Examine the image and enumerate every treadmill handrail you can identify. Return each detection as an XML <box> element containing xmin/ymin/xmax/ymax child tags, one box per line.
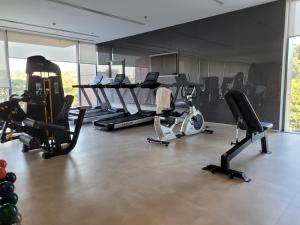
<box><xmin>119</xmin><ymin>83</ymin><xmax>140</xmax><ymax>89</ymax></box>
<box><xmin>72</xmin><ymin>84</ymin><xmax>98</xmax><ymax>88</ymax></box>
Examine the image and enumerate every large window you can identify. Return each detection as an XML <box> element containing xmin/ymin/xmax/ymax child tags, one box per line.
<box><xmin>9</xmin><ymin>58</ymin><xmax>27</xmax><ymax>96</ymax></box>
<box><xmin>0</xmin><ymin>31</ymin><xmax>98</xmax><ymax>107</ymax></box>
<box><xmin>55</xmin><ymin>62</ymin><xmax>79</xmax><ymax>106</ymax></box>
<box><xmin>7</xmin><ymin>32</ymin><xmax>77</xmax><ymax>62</ymax></box>
<box><xmin>97</xmin><ymin>64</ymin><xmax>110</xmax><ymax>80</ymax></box>
<box><xmin>286</xmin><ymin>37</ymin><xmax>300</xmax><ymax>131</ymax></box>
<box><xmin>285</xmin><ymin>0</ymin><xmax>300</xmax><ymax>132</ymax></box>
<box><xmin>79</xmin><ymin>64</ymin><xmax>97</xmax><ymax>106</ymax></box>
<box><xmin>7</xmin><ymin>31</ymin><xmax>79</xmax><ymax>105</ymax></box>
<box><xmin>0</xmin><ymin>31</ymin><xmax>9</xmax><ymax>102</ymax></box>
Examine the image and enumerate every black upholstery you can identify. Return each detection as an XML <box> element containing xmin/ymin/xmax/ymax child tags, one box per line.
<box><xmin>225</xmin><ymin>90</ymin><xmax>265</xmax><ymax>133</ymax></box>
<box><xmin>0</xmin><ymin>100</ymin><xmax>27</xmax><ymax>121</ymax></box>
<box><xmin>204</xmin><ymin>90</ymin><xmax>273</xmax><ymax>182</ymax></box>
<box><xmin>26</xmin><ymin>55</ymin><xmax>61</xmax><ymax>76</ymax></box>
<box><xmin>56</xmin><ymin>95</ymin><xmax>74</xmax><ymax>123</ymax></box>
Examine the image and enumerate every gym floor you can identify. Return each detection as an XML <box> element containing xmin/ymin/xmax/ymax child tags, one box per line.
<box><xmin>1</xmin><ymin>124</ymin><xmax>300</xmax><ymax>225</ymax></box>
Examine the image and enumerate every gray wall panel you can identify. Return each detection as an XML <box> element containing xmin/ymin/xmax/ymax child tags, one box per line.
<box><xmin>97</xmin><ymin>0</ymin><xmax>286</xmax><ymax>128</ymax></box>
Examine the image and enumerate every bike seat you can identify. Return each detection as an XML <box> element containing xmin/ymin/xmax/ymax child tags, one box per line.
<box><xmin>175</xmin><ymin>101</ymin><xmax>189</xmax><ymax>108</ymax></box>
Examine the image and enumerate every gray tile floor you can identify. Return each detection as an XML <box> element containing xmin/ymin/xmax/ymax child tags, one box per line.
<box><xmin>0</xmin><ymin>123</ymin><xmax>299</xmax><ymax>225</ymax></box>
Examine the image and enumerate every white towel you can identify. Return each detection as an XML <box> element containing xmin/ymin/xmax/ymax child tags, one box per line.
<box><xmin>155</xmin><ymin>87</ymin><xmax>173</xmax><ymax>114</ymax></box>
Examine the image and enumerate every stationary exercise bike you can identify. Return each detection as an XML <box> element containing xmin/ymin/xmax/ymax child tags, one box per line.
<box><xmin>147</xmin><ymin>85</ymin><xmax>213</xmax><ymax>146</ymax></box>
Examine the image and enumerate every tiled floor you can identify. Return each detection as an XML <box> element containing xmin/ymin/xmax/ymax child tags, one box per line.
<box><xmin>1</xmin><ymin>123</ymin><xmax>300</xmax><ymax>225</ymax></box>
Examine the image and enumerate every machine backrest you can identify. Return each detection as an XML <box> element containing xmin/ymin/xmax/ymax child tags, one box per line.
<box><xmin>26</xmin><ymin>55</ymin><xmax>61</xmax><ymax>76</ymax></box>
<box><xmin>56</xmin><ymin>95</ymin><xmax>74</xmax><ymax>123</ymax></box>
<box><xmin>25</xmin><ymin>56</ymin><xmax>65</xmax><ymax>122</ymax></box>
<box><xmin>225</xmin><ymin>90</ymin><xmax>263</xmax><ymax>133</ymax></box>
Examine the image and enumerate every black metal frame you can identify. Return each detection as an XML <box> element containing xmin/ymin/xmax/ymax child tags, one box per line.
<box><xmin>0</xmin><ymin>97</ymin><xmax>86</xmax><ymax>159</ymax></box>
<box><xmin>41</xmin><ymin>108</ymin><xmax>86</xmax><ymax>159</ymax></box>
<box><xmin>203</xmin><ymin>130</ymin><xmax>271</xmax><ymax>182</ymax></box>
<box><xmin>203</xmin><ymin>90</ymin><xmax>272</xmax><ymax>182</ymax></box>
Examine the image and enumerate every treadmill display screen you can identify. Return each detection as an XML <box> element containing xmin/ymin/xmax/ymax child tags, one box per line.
<box><xmin>145</xmin><ymin>73</ymin><xmax>159</xmax><ymax>82</ymax></box>
<box><xmin>114</xmin><ymin>74</ymin><xmax>125</xmax><ymax>83</ymax></box>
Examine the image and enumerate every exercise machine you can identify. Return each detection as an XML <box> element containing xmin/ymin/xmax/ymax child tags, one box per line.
<box><xmin>0</xmin><ymin>95</ymin><xmax>85</xmax><ymax>159</ymax></box>
<box><xmin>92</xmin><ymin>74</ymin><xmax>129</xmax><ymax>119</ymax></box>
<box><xmin>0</xmin><ymin>56</ymin><xmax>85</xmax><ymax>159</ymax></box>
<box><xmin>93</xmin><ymin>72</ymin><xmax>160</xmax><ymax>131</ymax></box>
<box><xmin>69</xmin><ymin>74</ymin><xmax>105</xmax><ymax>124</ymax></box>
<box><xmin>203</xmin><ymin>90</ymin><xmax>273</xmax><ymax>182</ymax></box>
<box><xmin>71</xmin><ymin>74</ymin><xmax>128</xmax><ymax>124</ymax></box>
<box><xmin>147</xmin><ymin>84</ymin><xmax>213</xmax><ymax>146</ymax></box>
<box><xmin>160</xmin><ymin>73</ymin><xmax>191</xmax><ymax>104</ymax></box>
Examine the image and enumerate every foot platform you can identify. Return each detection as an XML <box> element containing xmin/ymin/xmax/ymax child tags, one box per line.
<box><xmin>147</xmin><ymin>138</ymin><xmax>169</xmax><ymax>146</ymax></box>
<box><xmin>202</xmin><ymin>164</ymin><xmax>251</xmax><ymax>182</ymax></box>
<box><xmin>204</xmin><ymin>129</ymin><xmax>214</xmax><ymax>134</ymax></box>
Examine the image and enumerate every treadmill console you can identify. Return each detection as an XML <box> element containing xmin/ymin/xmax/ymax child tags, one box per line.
<box><xmin>110</xmin><ymin>74</ymin><xmax>125</xmax><ymax>85</ymax></box>
<box><xmin>175</xmin><ymin>73</ymin><xmax>189</xmax><ymax>85</ymax></box>
<box><xmin>145</xmin><ymin>72</ymin><xmax>159</xmax><ymax>82</ymax></box>
<box><xmin>141</xmin><ymin>72</ymin><xmax>160</xmax><ymax>88</ymax></box>
<box><xmin>92</xmin><ymin>74</ymin><xmax>103</xmax><ymax>85</ymax></box>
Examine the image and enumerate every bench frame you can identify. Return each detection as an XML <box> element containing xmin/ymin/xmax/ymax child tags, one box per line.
<box><xmin>203</xmin><ymin>90</ymin><xmax>272</xmax><ymax>182</ymax></box>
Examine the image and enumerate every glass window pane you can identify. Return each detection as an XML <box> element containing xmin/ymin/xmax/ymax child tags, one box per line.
<box><xmin>289</xmin><ymin>0</ymin><xmax>300</xmax><ymax>36</ymax></box>
<box><xmin>79</xmin><ymin>43</ymin><xmax>96</xmax><ymax>64</ymax></box>
<box><xmin>111</xmin><ymin>64</ymin><xmax>123</xmax><ymax>78</ymax></box>
<box><xmin>97</xmin><ymin>46</ymin><xmax>112</xmax><ymax>64</ymax></box>
<box><xmin>9</xmin><ymin>58</ymin><xmax>27</xmax><ymax>96</ymax></box>
<box><xmin>0</xmin><ymin>30</ymin><xmax>9</xmax><ymax>102</ymax></box>
<box><xmin>97</xmin><ymin>64</ymin><xmax>110</xmax><ymax>80</ymax></box>
<box><xmin>9</xmin><ymin>59</ymin><xmax>79</xmax><ymax>106</ymax></box>
<box><xmin>114</xmin><ymin>47</ymin><xmax>150</xmax><ymax>68</ymax></box>
<box><xmin>125</xmin><ymin>67</ymin><xmax>150</xmax><ymax>105</ymax></box>
<box><xmin>286</xmin><ymin>36</ymin><xmax>300</xmax><ymax>132</ymax></box>
<box><xmin>54</xmin><ymin>62</ymin><xmax>79</xmax><ymax>106</ymax></box>
<box><xmin>80</xmin><ymin>64</ymin><xmax>97</xmax><ymax>106</ymax></box>
<box><xmin>8</xmin><ymin>31</ymin><xmax>77</xmax><ymax>63</ymax></box>
<box><xmin>97</xmin><ymin>63</ymin><xmax>111</xmax><ymax>90</ymax></box>
<box><xmin>150</xmin><ymin>54</ymin><xmax>177</xmax><ymax>75</ymax></box>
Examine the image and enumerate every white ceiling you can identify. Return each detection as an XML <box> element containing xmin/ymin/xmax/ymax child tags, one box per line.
<box><xmin>0</xmin><ymin>0</ymin><xmax>276</xmax><ymax>43</ymax></box>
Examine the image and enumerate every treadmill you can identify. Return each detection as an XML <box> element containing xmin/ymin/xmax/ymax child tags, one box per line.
<box><xmin>70</xmin><ymin>74</ymin><xmax>127</xmax><ymax>124</ymax></box>
<box><xmin>69</xmin><ymin>74</ymin><xmax>105</xmax><ymax>123</ymax></box>
<box><xmin>93</xmin><ymin>72</ymin><xmax>160</xmax><ymax>131</ymax></box>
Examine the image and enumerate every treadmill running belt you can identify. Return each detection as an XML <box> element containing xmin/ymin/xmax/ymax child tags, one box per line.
<box><xmin>94</xmin><ymin>113</ymin><xmax>154</xmax><ymax>130</ymax></box>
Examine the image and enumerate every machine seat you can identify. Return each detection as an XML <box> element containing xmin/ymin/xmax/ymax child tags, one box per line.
<box><xmin>175</xmin><ymin>101</ymin><xmax>189</xmax><ymax>108</ymax></box>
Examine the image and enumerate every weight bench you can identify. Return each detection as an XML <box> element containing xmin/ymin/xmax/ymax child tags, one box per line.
<box><xmin>203</xmin><ymin>90</ymin><xmax>273</xmax><ymax>182</ymax></box>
